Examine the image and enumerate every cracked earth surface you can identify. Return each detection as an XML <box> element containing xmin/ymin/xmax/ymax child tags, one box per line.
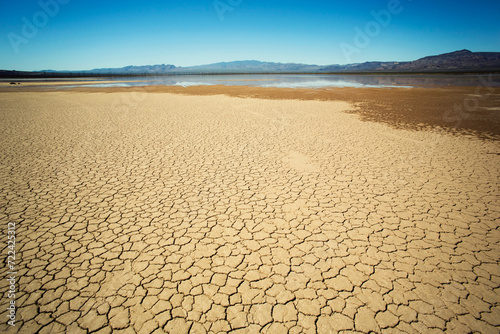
<box><xmin>0</xmin><ymin>91</ymin><xmax>499</xmax><ymax>333</ymax></box>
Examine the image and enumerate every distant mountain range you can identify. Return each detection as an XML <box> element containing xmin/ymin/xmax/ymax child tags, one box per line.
<box><xmin>2</xmin><ymin>50</ymin><xmax>500</xmax><ymax>77</ymax></box>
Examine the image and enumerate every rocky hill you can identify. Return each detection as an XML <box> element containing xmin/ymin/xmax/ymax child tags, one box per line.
<box><xmin>2</xmin><ymin>50</ymin><xmax>499</xmax><ymax>77</ymax></box>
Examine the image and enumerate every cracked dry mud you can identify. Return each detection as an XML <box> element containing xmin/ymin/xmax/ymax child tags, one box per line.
<box><xmin>0</xmin><ymin>91</ymin><xmax>499</xmax><ymax>333</ymax></box>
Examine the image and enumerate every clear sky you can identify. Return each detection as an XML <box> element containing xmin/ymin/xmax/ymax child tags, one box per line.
<box><xmin>1</xmin><ymin>0</ymin><xmax>499</xmax><ymax>71</ymax></box>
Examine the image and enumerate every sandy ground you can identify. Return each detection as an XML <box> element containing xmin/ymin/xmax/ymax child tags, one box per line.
<box><xmin>0</xmin><ymin>80</ymin><xmax>146</xmax><ymax>87</ymax></box>
<box><xmin>5</xmin><ymin>83</ymin><xmax>498</xmax><ymax>138</ymax></box>
<box><xmin>0</xmin><ymin>90</ymin><xmax>499</xmax><ymax>333</ymax></box>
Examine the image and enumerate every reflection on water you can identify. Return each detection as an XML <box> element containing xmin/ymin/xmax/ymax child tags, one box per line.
<box><xmin>6</xmin><ymin>74</ymin><xmax>500</xmax><ymax>89</ymax></box>
<box><xmin>135</xmin><ymin>75</ymin><xmax>415</xmax><ymax>88</ymax></box>
<box><xmin>260</xmin><ymin>80</ymin><xmax>410</xmax><ymax>89</ymax></box>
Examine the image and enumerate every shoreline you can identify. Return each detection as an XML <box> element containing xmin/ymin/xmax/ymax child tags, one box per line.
<box><xmin>1</xmin><ymin>83</ymin><xmax>499</xmax><ymax>140</ymax></box>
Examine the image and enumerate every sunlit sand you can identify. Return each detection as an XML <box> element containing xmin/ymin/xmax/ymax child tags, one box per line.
<box><xmin>0</xmin><ymin>88</ymin><xmax>499</xmax><ymax>333</ymax></box>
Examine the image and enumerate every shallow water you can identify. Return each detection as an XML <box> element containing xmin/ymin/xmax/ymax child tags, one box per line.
<box><xmin>3</xmin><ymin>73</ymin><xmax>500</xmax><ymax>89</ymax></box>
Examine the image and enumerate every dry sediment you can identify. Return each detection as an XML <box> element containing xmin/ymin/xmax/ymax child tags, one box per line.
<box><xmin>2</xmin><ymin>83</ymin><xmax>500</xmax><ymax>138</ymax></box>
<box><xmin>73</xmin><ymin>84</ymin><xmax>500</xmax><ymax>139</ymax></box>
<box><xmin>0</xmin><ymin>90</ymin><xmax>499</xmax><ymax>333</ymax></box>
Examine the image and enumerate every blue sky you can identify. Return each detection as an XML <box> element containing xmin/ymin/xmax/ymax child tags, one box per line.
<box><xmin>1</xmin><ymin>0</ymin><xmax>499</xmax><ymax>71</ymax></box>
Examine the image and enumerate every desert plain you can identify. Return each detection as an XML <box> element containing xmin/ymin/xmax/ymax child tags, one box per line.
<box><xmin>0</xmin><ymin>84</ymin><xmax>499</xmax><ymax>333</ymax></box>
